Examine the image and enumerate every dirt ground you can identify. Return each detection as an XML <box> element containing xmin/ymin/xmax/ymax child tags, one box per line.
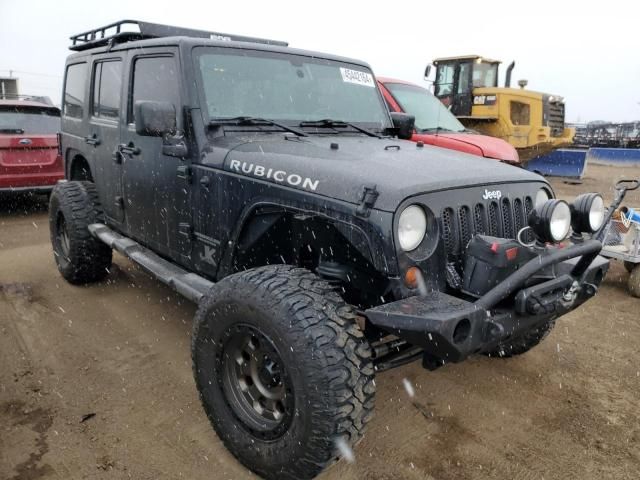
<box><xmin>1</xmin><ymin>164</ymin><xmax>639</xmax><ymax>480</ymax></box>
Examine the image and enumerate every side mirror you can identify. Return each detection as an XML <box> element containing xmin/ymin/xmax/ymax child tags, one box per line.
<box><xmin>134</xmin><ymin>101</ymin><xmax>177</xmax><ymax>137</ymax></box>
<box><xmin>390</xmin><ymin>112</ymin><xmax>415</xmax><ymax>140</ymax></box>
<box><xmin>424</xmin><ymin>64</ymin><xmax>432</xmax><ymax>79</ymax></box>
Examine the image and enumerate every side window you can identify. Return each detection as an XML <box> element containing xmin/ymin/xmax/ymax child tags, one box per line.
<box><xmin>92</xmin><ymin>60</ymin><xmax>123</xmax><ymax>119</ymax></box>
<box><xmin>510</xmin><ymin>101</ymin><xmax>530</xmax><ymax>126</ymax></box>
<box><xmin>130</xmin><ymin>56</ymin><xmax>178</xmax><ymax>123</ymax></box>
<box><xmin>63</xmin><ymin>63</ymin><xmax>87</xmax><ymax>118</ymax></box>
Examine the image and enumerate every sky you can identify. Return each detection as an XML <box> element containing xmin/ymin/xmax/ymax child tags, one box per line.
<box><xmin>1</xmin><ymin>0</ymin><xmax>638</xmax><ymax>123</ymax></box>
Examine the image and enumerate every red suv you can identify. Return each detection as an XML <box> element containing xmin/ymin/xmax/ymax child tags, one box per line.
<box><xmin>0</xmin><ymin>97</ymin><xmax>63</xmax><ymax>193</ymax></box>
<box><xmin>378</xmin><ymin>77</ymin><xmax>519</xmax><ymax>164</ymax></box>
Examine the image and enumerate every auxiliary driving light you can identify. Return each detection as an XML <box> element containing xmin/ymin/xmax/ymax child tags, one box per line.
<box><xmin>570</xmin><ymin>193</ymin><xmax>605</xmax><ymax>233</ymax></box>
<box><xmin>528</xmin><ymin>199</ymin><xmax>572</xmax><ymax>243</ymax></box>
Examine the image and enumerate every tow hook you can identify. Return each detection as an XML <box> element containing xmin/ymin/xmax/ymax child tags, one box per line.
<box><xmin>562</xmin><ymin>281</ymin><xmax>580</xmax><ymax>303</ymax></box>
<box><xmin>562</xmin><ymin>281</ymin><xmax>598</xmax><ymax>304</ymax></box>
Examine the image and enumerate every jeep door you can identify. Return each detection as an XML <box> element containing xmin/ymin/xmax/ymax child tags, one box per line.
<box><xmin>120</xmin><ymin>49</ymin><xmax>191</xmax><ymax>260</ymax></box>
<box><xmin>87</xmin><ymin>56</ymin><xmax>125</xmax><ymax>224</ymax></box>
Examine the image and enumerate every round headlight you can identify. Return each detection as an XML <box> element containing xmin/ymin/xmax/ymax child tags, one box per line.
<box><xmin>398</xmin><ymin>205</ymin><xmax>427</xmax><ymax>251</ymax></box>
<box><xmin>528</xmin><ymin>199</ymin><xmax>572</xmax><ymax>243</ymax></box>
<box><xmin>571</xmin><ymin>193</ymin><xmax>605</xmax><ymax>233</ymax></box>
<box><xmin>535</xmin><ymin>188</ymin><xmax>551</xmax><ymax>208</ymax></box>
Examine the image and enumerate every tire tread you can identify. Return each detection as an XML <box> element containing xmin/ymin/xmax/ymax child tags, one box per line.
<box><xmin>192</xmin><ymin>265</ymin><xmax>375</xmax><ymax>479</ymax></box>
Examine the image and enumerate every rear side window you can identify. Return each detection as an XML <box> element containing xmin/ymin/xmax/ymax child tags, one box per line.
<box><xmin>92</xmin><ymin>60</ymin><xmax>123</xmax><ymax>119</ymax></box>
<box><xmin>130</xmin><ymin>56</ymin><xmax>178</xmax><ymax>123</ymax></box>
<box><xmin>0</xmin><ymin>106</ymin><xmax>60</xmax><ymax>134</ymax></box>
<box><xmin>63</xmin><ymin>63</ymin><xmax>87</xmax><ymax>118</ymax></box>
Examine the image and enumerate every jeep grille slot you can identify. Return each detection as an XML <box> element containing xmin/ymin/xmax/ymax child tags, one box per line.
<box><xmin>488</xmin><ymin>202</ymin><xmax>499</xmax><ymax>237</ymax></box>
<box><xmin>458</xmin><ymin>206</ymin><xmax>472</xmax><ymax>249</ymax></box>
<box><xmin>442</xmin><ymin>207</ymin><xmax>457</xmax><ymax>255</ymax></box>
<box><xmin>523</xmin><ymin>196</ymin><xmax>534</xmax><ymax>242</ymax></box>
<box><xmin>473</xmin><ymin>204</ymin><xmax>487</xmax><ymax>235</ymax></box>
<box><xmin>440</xmin><ymin>195</ymin><xmax>534</xmax><ymax>259</ymax></box>
<box><xmin>513</xmin><ymin>198</ymin><xmax>524</xmax><ymax>237</ymax></box>
<box><xmin>501</xmin><ymin>198</ymin><xmax>513</xmax><ymax>239</ymax></box>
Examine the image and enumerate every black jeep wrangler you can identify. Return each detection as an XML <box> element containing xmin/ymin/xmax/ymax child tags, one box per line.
<box><xmin>50</xmin><ymin>20</ymin><xmax>609</xmax><ymax>479</ymax></box>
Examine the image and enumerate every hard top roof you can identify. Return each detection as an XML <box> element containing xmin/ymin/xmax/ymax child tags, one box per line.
<box><xmin>433</xmin><ymin>55</ymin><xmax>501</xmax><ymax>65</ymax></box>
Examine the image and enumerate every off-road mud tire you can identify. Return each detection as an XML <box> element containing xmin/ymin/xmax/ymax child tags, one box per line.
<box><xmin>191</xmin><ymin>265</ymin><xmax>376</xmax><ymax>480</ymax></box>
<box><xmin>49</xmin><ymin>181</ymin><xmax>112</xmax><ymax>284</ymax></box>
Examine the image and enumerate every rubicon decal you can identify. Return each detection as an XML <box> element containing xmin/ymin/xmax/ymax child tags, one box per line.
<box><xmin>229</xmin><ymin>160</ymin><xmax>319</xmax><ymax>191</ymax></box>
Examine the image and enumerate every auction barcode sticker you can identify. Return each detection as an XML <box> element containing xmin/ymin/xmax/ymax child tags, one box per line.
<box><xmin>340</xmin><ymin>68</ymin><xmax>375</xmax><ymax>88</ymax></box>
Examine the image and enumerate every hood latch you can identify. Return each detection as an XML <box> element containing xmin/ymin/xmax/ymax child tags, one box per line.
<box><xmin>356</xmin><ymin>184</ymin><xmax>379</xmax><ymax>218</ymax></box>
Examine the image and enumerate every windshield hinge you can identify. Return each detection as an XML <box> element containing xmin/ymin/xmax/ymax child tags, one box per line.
<box><xmin>356</xmin><ymin>184</ymin><xmax>379</xmax><ymax>218</ymax></box>
<box><xmin>178</xmin><ymin>222</ymin><xmax>193</xmax><ymax>238</ymax></box>
<box><xmin>176</xmin><ymin>165</ymin><xmax>192</xmax><ymax>184</ymax></box>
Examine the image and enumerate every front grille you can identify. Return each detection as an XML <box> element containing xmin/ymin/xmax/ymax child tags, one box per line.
<box><xmin>547</xmin><ymin>101</ymin><xmax>565</xmax><ymax>137</ymax></box>
<box><xmin>440</xmin><ymin>194</ymin><xmax>534</xmax><ymax>259</ymax></box>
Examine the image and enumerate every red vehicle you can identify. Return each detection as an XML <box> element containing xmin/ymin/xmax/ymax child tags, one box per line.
<box><xmin>378</xmin><ymin>77</ymin><xmax>520</xmax><ymax>164</ymax></box>
<box><xmin>0</xmin><ymin>96</ymin><xmax>63</xmax><ymax>193</ymax></box>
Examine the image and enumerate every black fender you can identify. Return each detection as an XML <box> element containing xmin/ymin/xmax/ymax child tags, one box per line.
<box><xmin>215</xmin><ymin>200</ymin><xmax>397</xmax><ymax>279</ymax></box>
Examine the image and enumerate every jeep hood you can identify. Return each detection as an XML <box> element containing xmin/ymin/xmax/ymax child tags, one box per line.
<box><xmin>203</xmin><ymin>134</ymin><xmax>544</xmax><ymax>212</ymax></box>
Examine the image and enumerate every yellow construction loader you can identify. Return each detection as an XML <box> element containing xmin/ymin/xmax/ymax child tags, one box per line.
<box><xmin>428</xmin><ymin>55</ymin><xmax>574</xmax><ymax>161</ymax></box>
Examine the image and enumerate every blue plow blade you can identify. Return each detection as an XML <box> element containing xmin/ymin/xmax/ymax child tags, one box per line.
<box><xmin>524</xmin><ymin>149</ymin><xmax>587</xmax><ymax>179</ymax></box>
<box><xmin>587</xmin><ymin>148</ymin><xmax>640</xmax><ymax>166</ymax></box>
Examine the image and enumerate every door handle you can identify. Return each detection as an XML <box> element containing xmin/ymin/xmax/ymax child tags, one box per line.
<box><xmin>84</xmin><ymin>134</ymin><xmax>100</xmax><ymax>146</ymax></box>
<box><xmin>118</xmin><ymin>142</ymin><xmax>140</xmax><ymax>156</ymax></box>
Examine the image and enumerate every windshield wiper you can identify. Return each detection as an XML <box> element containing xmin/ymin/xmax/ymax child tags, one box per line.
<box><xmin>298</xmin><ymin>119</ymin><xmax>382</xmax><ymax>138</ymax></box>
<box><xmin>209</xmin><ymin>116</ymin><xmax>307</xmax><ymax>137</ymax></box>
<box><xmin>0</xmin><ymin>128</ymin><xmax>25</xmax><ymax>134</ymax></box>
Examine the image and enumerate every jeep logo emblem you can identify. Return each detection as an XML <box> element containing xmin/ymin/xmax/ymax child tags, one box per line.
<box><xmin>482</xmin><ymin>189</ymin><xmax>502</xmax><ymax>200</ymax></box>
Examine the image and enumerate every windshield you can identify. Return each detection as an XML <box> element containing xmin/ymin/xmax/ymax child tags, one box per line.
<box><xmin>385</xmin><ymin>82</ymin><xmax>465</xmax><ymax>132</ymax></box>
<box><xmin>195</xmin><ymin>47</ymin><xmax>391</xmax><ymax>129</ymax></box>
<box><xmin>0</xmin><ymin>107</ymin><xmax>60</xmax><ymax>134</ymax></box>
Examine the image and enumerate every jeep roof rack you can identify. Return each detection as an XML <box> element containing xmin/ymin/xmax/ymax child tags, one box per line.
<box><xmin>69</xmin><ymin>19</ymin><xmax>288</xmax><ymax>51</ymax></box>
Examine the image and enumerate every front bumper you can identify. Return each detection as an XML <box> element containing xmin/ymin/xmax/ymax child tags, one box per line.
<box><xmin>365</xmin><ymin>240</ymin><xmax>608</xmax><ymax>364</ymax></box>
